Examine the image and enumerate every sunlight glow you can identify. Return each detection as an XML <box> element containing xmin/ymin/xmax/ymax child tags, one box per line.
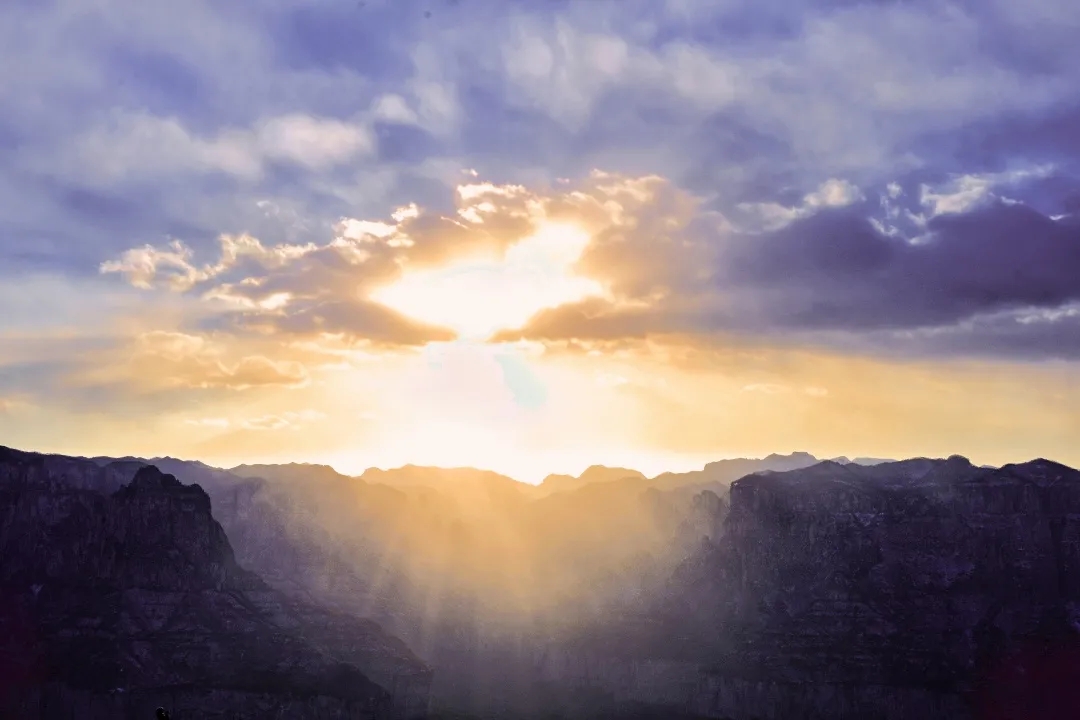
<box><xmin>370</xmin><ymin>222</ymin><xmax>603</xmax><ymax>339</ymax></box>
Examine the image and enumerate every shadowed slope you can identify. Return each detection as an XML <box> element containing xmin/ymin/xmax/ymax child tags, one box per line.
<box><xmin>0</xmin><ymin>447</ymin><xmax>432</xmax><ymax>720</ymax></box>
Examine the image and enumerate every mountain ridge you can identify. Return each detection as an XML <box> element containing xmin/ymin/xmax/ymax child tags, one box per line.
<box><xmin>12</xmin><ymin>442</ymin><xmax>1059</xmax><ymax>719</ymax></box>
<box><xmin>132</xmin><ymin>451</ymin><xmax>910</xmax><ymax>493</ymax></box>
<box><xmin>71</xmin><ymin>446</ymin><xmax>941</xmax><ymax>498</ymax></box>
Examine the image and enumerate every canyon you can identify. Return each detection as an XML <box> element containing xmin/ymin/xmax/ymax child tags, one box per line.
<box><xmin>4</xmin><ymin>445</ymin><xmax>1080</xmax><ymax>718</ymax></box>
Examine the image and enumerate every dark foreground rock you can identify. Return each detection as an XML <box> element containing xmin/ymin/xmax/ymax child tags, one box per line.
<box><xmin>624</xmin><ymin>456</ymin><xmax>1080</xmax><ymax>719</ymax></box>
<box><xmin>0</xmin><ymin>446</ymin><xmax>432</xmax><ymax>719</ymax></box>
<box><xmin>473</xmin><ymin>457</ymin><xmax>1080</xmax><ymax>719</ymax></box>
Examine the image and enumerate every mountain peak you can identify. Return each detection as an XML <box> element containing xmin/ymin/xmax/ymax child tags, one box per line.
<box><xmin>536</xmin><ymin>465</ymin><xmax>646</xmax><ymax>496</ymax></box>
<box><xmin>230</xmin><ymin>462</ymin><xmax>354</xmax><ymax>485</ymax></box>
<box><xmin>578</xmin><ymin>465</ymin><xmax>646</xmax><ymax>482</ymax></box>
<box><xmin>113</xmin><ymin>465</ymin><xmax>211</xmax><ymax>509</ymax></box>
<box><xmin>1000</xmin><ymin>458</ymin><xmax>1080</xmax><ymax>485</ymax></box>
<box><xmin>128</xmin><ymin>464</ymin><xmax>184</xmax><ymax>489</ymax></box>
<box><xmin>763</xmin><ymin>451</ymin><xmax>818</xmax><ymax>462</ymax></box>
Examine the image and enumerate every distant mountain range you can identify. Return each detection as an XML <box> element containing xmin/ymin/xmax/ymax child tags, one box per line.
<box><xmin>236</xmin><ymin>451</ymin><xmax>903</xmax><ymax>494</ymax></box>
<box><xmin>126</xmin><ymin>450</ymin><xmax>905</xmax><ymax>498</ymax></box>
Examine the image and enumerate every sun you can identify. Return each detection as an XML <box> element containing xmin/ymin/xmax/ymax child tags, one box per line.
<box><xmin>370</xmin><ymin>222</ymin><xmax>603</xmax><ymax>340</ymax></box>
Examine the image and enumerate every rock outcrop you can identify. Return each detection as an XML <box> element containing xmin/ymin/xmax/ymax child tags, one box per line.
<box><xmin>608</xmin><ymin>457</ymin><xmax>1080</xmax><ymax>719</ymax></box>
<box><xmin>0</xmin><ymin>446</ymin><xmax>432</xmax><ymax>720</ymax></box>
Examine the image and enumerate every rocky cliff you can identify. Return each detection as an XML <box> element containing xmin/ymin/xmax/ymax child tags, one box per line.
<box><xmin>564</xmin><ymin>456</ymin><xmax>1080</xmax><ymax>719</ymax></box>
<box><xmin>0</xmin><ymin>446</ymin><xmax>432</xmax><ymax>720</ymax></box>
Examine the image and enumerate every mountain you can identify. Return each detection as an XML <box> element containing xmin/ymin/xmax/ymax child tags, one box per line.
<box><xmin>100</xmin><ymin>457</ymin><xmax>438</xmax><ymax>633</ymax></box>
<box><xmin>831</xmin><ymin>455</ymin><xmax>896</xmax><ymax>466</ymax></box>
<box><xmin>61</xmin><ymin>453</ymin><xmax>728</xmax><ymax>716</ymax></box>
<box><xmin>230</xmin><ymin>462</ymin><xmax>356</xmax><ymax>486</ymax></box>
<box><xmin>647</xmin><ymin>451</ymin><xmax>821</xmax><ymax>493</ymax></box>
<box><xmin>28</xmin><ymin>445</ymin><xmax>1068</xmax><ymax>718</ymax></box>
<box><xmin>360</xmin><ymin>465</ymin><xmax>530</xmax><ymax>492</ymax></box>
<box><xmin>359</xmin><ymin>464</ymin><xmax>538</xmax><ymax>519</ymax></box>
<box><xmin>0</xmin><ymin>446</ymin><xmax>432</xmax><ymax>719</ymax></box>
<box><xmin>537</xmin><ymin>466</ymin><xmax>647</xmax><ymax>496</ymax></box>
<box><xmin>541</xmin><ymin>456</ymin><xmax>1080</xmax><ymax>719</ymax></box>
<box><xmin>537</xmin><ymin>453</ymin><xmax>837</xmax><ymax>498</ymax></box>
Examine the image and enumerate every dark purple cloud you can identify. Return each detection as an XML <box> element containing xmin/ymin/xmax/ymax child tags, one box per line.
<box><xmin>721</xmin><ymin>201</ymin><xmax>1080</xmax><ymax>332</ymax></box>
<box><xmin>500</xmin><ymin>179</ymin><xmax>1080</xmax><ymax>360</ymax></box>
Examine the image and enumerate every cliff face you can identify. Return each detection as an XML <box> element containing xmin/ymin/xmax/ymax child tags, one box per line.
<box><xmin>0</xmin><ymin>446</ymin><xmax>432</xmax><ymax>720</ymax></box>
<box><xmin>520</xmin><ymin>458</ymin><xmax>1080</xmax><ymax>719</ymax></box>
<box><xmin>647</xmin><ymin>457</ymin><xmax>1080</xmax><ymax>719</ymax></box>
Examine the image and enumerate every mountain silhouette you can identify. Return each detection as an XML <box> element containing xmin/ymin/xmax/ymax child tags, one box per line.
<box><xmin>11</xmin><ymin>444</ymin><xmax>1071</xmax><ymax>718</ymax></box>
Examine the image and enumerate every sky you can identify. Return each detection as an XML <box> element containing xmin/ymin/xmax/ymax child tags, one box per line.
<box><xmin>1</xmin><ymin>0</ymin><xmax>1079</xmax><ymax>482</ymax></box>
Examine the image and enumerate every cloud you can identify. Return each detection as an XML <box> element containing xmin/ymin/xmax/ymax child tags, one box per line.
<box><xmin>0</xmin><ymin>396</ymin><xmax>31</xmax><ymax>415</ymax></box>
<box><xmin>52</xmin><ymin>112</ymin><xmax>375</xmax><ymax>186</ymax></box>
<box><xmin>918</xmin><ymin>166</ymin><xmax>1055</xmax><ymax>218</ymax></box>
<box><xmin>372</xmin><ymin>94</ymin><xmax>419</xmax><ymax>126</ymax></box>
<box><xmin>491</xmin><ymin>172</ymin><xmax>1080</xmax><ymax>360</ymax></box>
<box><xmin>499</xmin><ymin>19</ymin><xmax>637</xmax><ymax>130</ymax></box>
<box><xmin>2</xmin><ymin>0</ymin><xmax>1080</xmax><ymax>386</ymax></box>
<box><xmin>100</xmin><ymin>240</ymin><xmax>215</xmax><ymax>291</ymax></box>
<box><xmin>5</xmin><ymin>0</ymin><xmax>1080</xmax><ymax>283</ymax></box>
<box><xmin>840</xmin><ymin>304</ymin><xmax>1080</xmax><ymax>362</ymax></box>
<box><xmin>185</xmin><ymin>410</ymin><xmax>325</xmax><ymax>432</ymax></box>
<box><xmin>718</xmin><ymin>201</ymin><xmax>1080</xmax><ymax>335</ymax></box>
<box><xmin>99</xmin><ymin>172</ymin><xmax>597</xmax><ymax>346</ymax></box>
<box><xmin>100</xmin><ymin>233</ymin><xmax>319</xmax><ymax>291</ymax></box>
<box><xmin>93</xmin><ymin>167</ymin><xmax>1080</xmax><ymax>361</ymax></box>
<box><xmin>112</xmin><ymin>331</ymin><xmax>311</xmax><ymax>391</ymax></box>
<box><xmin>735</xmin><ymin>178</ymin><xmax>865</xmax><ymax>231</ymax></box>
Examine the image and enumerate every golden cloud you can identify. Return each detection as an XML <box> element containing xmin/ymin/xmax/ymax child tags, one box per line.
<box><xmin>97</xmin><ymin>171</ymin><xmax>723</xmax><ymax>348</ymax></box>
<box><xmin>84</xmin><ymin>331</ymin><xmax>311</xmax><ymax>392</ymax></box>
<box><xmin>95</xmin><ymin>170</ymin><xmax>1080</xmax><ymax>363</ymax></box>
